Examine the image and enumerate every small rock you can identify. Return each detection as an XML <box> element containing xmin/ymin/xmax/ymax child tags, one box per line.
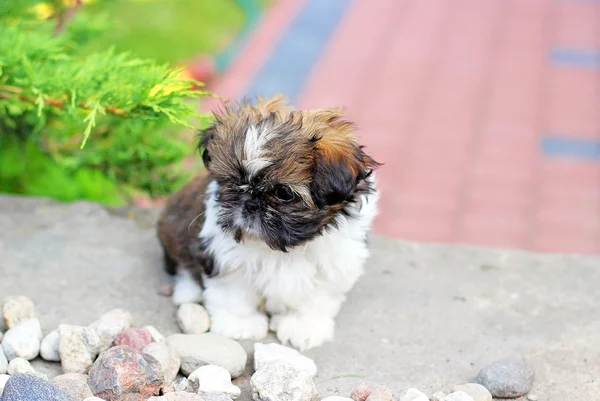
<box><xmin>253</xmin><ymin>343</ymin><xmax>317</xmax><ymax>377</ymax></box>
<box><xmin>172</xmin><ymin>377</ymin><xmax>188</xmax><ymax>392</ymax></box>
<box><xmin>0</xmin><ymin>348</ymin><xmax>7</xmax><ymax>374</ymax></box>
<box><xmin>176</xmin><ymin>304</ymin><xmax>210</xmax><ymax>335</ymax></box>
<box><xmin>197</xmin><ymin>392</ymin><xmax>234</xmax><ymax>401</ymax></box>
<box><xmin>527</xmin><ymin>394</ymin><xmax>538</xmax><ymax>401</ymax></box>
<box><xmin>188</xmin><ymin>365</ymin><xmax>240</xmax><ymax>399</ymax></box>
<box><xmin>445</xmin><ymin>391</ymin><xmax>475</xmax><ymax>401</ymax></box>
<box><xmin>350</xmin><ymin>383</ymin><xmax>373</xmax><ymax>401</ymax></box>
<box><xmin>430</xmin><ymin>391</ymin><xmax>446</xmax><ymax>401</ymax></box>
<box><xmin>366</xmin><ymin>387</ymin><xmax>394</xmax><ymax>401</ymax></box>
<box><xmin>89</xmin><ymin>309</ymin><xmax>133</xmax><ymax>352</ymax></box>
<box><xmin>0</xmin><ymin>373</ymin><xmax>69</xmax><ymax>401</ymax></box>
<box><xmin>144</xmin><ymin>326</ymin><xmax>166</xmax><ymax>344</ymax></box>
<box><xmin>158</xmin><ymin>284</ymin><xmax>174</xmax><ymax>297</ymax></box>
<box><xmin>148</xmin><ymin>392</ymin><xmax>204</xmax><ymax>400</ymax></box>
<box><xmin>2</xmin><ymin>296</ymin><xmax>36</xmax><ymax>329</ymax></box>
<box><xmin>7</xmin><ymin>358</ymin><xmax>34</xmax><ymax>375</ymax></box>
<box><xmin>167</xmin><ymin>333</ymin><xmax>247</xmax><ymax>377</ymax></box>
<box><xmin>83</xmin><ymin>398</ymin><xmax>106</xmax><ymax>401</ymax></box>
<box><xmin>250</xmin><ymin>362</ymin><xmax>318</xmax><ymax>401</ymax></box>
<box><xmin>114</xmin><ymin>328</ymin><xmax>152</xmax><ymax>352</ymax></box>
<box><xmin>58</xmin><ymin>324</ymin><xmax>102</xmax><ymax>374</ymax></box>
<box><xmin>474</xmin><ymin>357</ymin><xmax>535</xmax><ymax>398</ymax></box>
<box><xmin>88</xmin><ymin>345</ymin><xmax>164</xmax><ymax>401</ymax></box>
<box><xmin>53</xmin><ymin>374</ymin><xmax>94</xmax><ymax>401</ymax></box>
<box><xmin>0</xmin><ymin>374</ymin><xmax>10</xmax><ymax>396</ymax></box>
<box><xmin>1</xmin><ymin>319</ymin><xmax>42</xmax><ymax>360</ymax></box>
<box><xmin>452</xmin><ymin>383</ymin><xmax>492</xmax><ymax>401</ymax></box>
<box><xmin>322</xmin><ymin>397</ymin><xmax>354</xmax><ymax>401</ymax></box>
<box><xmin>399</xmin><ymin>388</ymin><xmax>427</xmax><ymax>401</ymax></box>
<box><xmin>143</xmin><ymin>342</ymin><xmax>181</xmax><ymax>385</ymax></box>
<box><xmin>40</xmin><ymin>329</ymin><xmax>61</xmax><ymax>362</ymax></box>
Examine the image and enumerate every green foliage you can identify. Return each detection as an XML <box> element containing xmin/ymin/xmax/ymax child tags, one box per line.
<box><xmin>0</xmin><ymin>0</ymin><xmax>214</xmax><ymax>205</ymax></box>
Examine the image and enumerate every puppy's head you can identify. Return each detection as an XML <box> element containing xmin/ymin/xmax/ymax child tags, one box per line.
<box><xmin>199</xmin><ymin>95</ymin><xmax>380</xmax><ymax>251</ymax></box>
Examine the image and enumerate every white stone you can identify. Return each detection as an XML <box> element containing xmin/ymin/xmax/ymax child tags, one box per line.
<box><xmin>452</xmin><ymin>383</ymin><xmax>492</xmax><ymax>401</ymax></box>
<box><xmin>144</xmin><ymin>325</ymin><xmax>166</xmax><ymax>343</ymax></box>
<box><xmin>89</xmin><ymin>309</ymin><xmax>133</xmax><ymax>352</ymax></box>
<box><xmin>176</xmin><ymin>303</ymin><xmax>210</xmax><ymax>335</ymax></box>
<box><xmin>84</xmin><ymin>398</ymin><xmax>108</xmax><ymax>401</ymax></box>
<box><xmin>40</xmin><ymin>329</ymin><xmax>61</xmax><ymax>362</ymax></box>
<box><xmin>400</xmin><ymin>388</ymin><xmax>428</xmax><ymax>401</ymax></box>
<box><xmin>188</xmin><ymin>365</ymin><xmax>241</xmax><ymax>399</ymax></box>
<box><xmin>430</xmin><ymin>391</ymin><xmax>446</xmax><ymax>401</ymax></box>
<box><xmin>173</xmin><ymin>377</ymin><xmax>189</xmax><ymax>392</ymax></box>
<box><xmin>253</xmin><ymin>342</ymin><xmax>317</xmax><ymax>377</ymax></box>
<box><xmin>2</xmin><ymin>296</ymin><xmax>36</xmax><ymax>329</ymax></box>
<box><xmin>1</xmin><ymin>318</ymin><xmax>42</xmax><ymax>360</ymax></box>
<box><xmin>445</xmin><ymin>391</ymin><xmax>475</xmax><ymax>401</ymax></box>
<box><xmin>0</xmin><ymin>347</ymin><xmax>7</xmax><ymax>374</ymax></box>
<box><xmin>7</xmin><ymin>357</ymin><xmax>34</xmax><ymax>374</ymax></box>
<box><xmin>143</xmin><ymin>342</ymin><xmax>181</xmax><ymax>385</ymax></box>
<box><xmin>321</xmin><ymin>397</ymin><xmax>354</xmax><ymax>401</ymax></box>
<box><xmin>250</xmin><ymin>362</ymin><xmax>318</xmax><ymax>401</ymax></box>
<box><xmin>59</xmin><ymin>324</ymin><xmax>102</xmax><ymax>374</ymax></box>
<box><xmin>0</xmin><ymin>374</ymin><xmax>10</xmax><ymax>396</ymax></box>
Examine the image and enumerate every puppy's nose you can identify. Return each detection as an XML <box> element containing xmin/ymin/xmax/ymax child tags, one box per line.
<box><xmin>244</xmin><ymin>199</ymin><xmax>260</xmax><ymax>213</ymax></box>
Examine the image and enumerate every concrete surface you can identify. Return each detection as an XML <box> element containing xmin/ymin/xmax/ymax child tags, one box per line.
<box><xmin>0</xmin><ymin>194</ymin><xmax>599</xmax><ymax>400</ymax></box>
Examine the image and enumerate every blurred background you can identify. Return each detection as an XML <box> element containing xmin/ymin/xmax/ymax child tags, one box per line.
<box><xmin>1</xmin><ymin>0</ymin><xmax>598</xmax><ymax>255</ymax></box>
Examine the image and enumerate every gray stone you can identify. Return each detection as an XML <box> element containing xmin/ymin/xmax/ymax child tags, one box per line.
<box><xmin>1</xmin><ymin>195</ymin><xmax>600</xmax><ymax>401</ymax></box>
<box><xmin>197</xmin><ymin>392</ymin><xmax>234</xmax><ymax>401</ymax></box>
<box><xmin>250</xmin><ymin>362</ymin><xmax>318</xmax><ymax>401</ymax></box>
<box><xmin>0</xmin><ymin>348</ymin><xmax>6</xmax><ymax>374</ymax></box>
<box><xmin>452</xmin><ymin>383</ymin><xmax>492</xmax><ymax>401</ymax></box>
<box><xmin>167</xmin><ymin>333</ymin><xmax>246</xmax><ymax>378</ymax></box>
<box><xmin>1</xmin><ymin>319</ymin><xmax>42</xmax><ymax>360</ymax></box>
<box><xmin>53</xmin><ymin>374</ymin><xmax>94</xmax><ymax>401</ymax></box>
<box><xmin>40</xmin><ymin>329</ymin><xmax>61</xmax><ymax>362</ymax></box>
<box><xmin>366</xmin><ymin>387</ymin><xmax>393</xmax><ymax>401</ymax></box>
<box><xmin>398</xmin><ymin>388</ymin><xmax>427</xmax><ymax>401</ymax></box>
<box><xmin>0</xmin><ymin>375</ymin><xmax>10</xmax><ymax>396</ymax></box>
<box><xmin>58</xmin><ymin>324</ymin><xmax>102</xmax><ymax>374</ymax></box>
<box><xmin>2</xmin><ymin>296</ymin><xmax>36</xmax><ymax>329</ymax></box>
<box><xmin>143</xmin><ymin>342</ymin><xmax>181</xmax><ymax>385</ymax></box>
<box><xmin>89</xmin><ymin>309</ymin><xmax>133</xmax><ymax>353</ymax></box>
<box><xmin>177</xmin><ymin>304</ymin><xmax>210</xmax><ymax>335</ymax></box>
<box><xmin>7</xmin><ymin>358</ymin><xmax>34</xmax><ymax>375</ymax></box>
<box><xmin>148</xmin><ymin>392</ymin><xmax>204</xmax><ymax>401</ymax></box>
<box><xmin>445</xmin><ymin>391</ymin><xmax>475</xmax><ymax>401</ymax></box>
<box><xmin>322</xmin><ymin>398</ymin><xmax>354</xmax><ymax>401</ymax></box>
<box><xmin>0</xmin><ymin>373</ymin><xmax>69</xmax><ymax>401</ymax></box>
<box><xmin>188</xmin><ymin>365</ymin><xmax>240</xmax><ymax>399</ymax></box>
<box><xmin>172</xmin><ymin>377</ymin><xmax>188</xmax><ymax>392</ymax></box>
<box><xmin>144</xmin><ymin>325</ymin><xmax>166</xmax><ymax>344</ymax></box>
<box><xmin>253</xmin><ymin>343</ymin><xmax>316</xmax><ymax>377</ymax></box>
<box><xmin>430</xmin><ymin>392</ymin><xmax>446</xmax><ymax>401</ymax></box>
<box><xmin>475</xmin><ymin>357</ymin><xmax>535</xmax><ymax>398</ymax></box>
<box><xmin>83</xmin><ymin>398</ymin><xmax>106</xmax><ymax>401</ymax></box>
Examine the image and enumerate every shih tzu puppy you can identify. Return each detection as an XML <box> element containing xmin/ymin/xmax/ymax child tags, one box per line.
<box><xmin>157</xmin><ymin>95</ymin><xmax>380</xmax><ymax>350</ymax></box>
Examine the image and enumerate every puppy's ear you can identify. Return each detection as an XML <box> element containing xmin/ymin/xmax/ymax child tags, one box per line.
<box><xmin>197</xmin><ymin>124</ymin><xmax>216</xmax><ymax>168</ymax></box>
<box><xmin>308</xmin><ymin>109</ymin><xmax>380</xmax><ymax>208</ymax></box>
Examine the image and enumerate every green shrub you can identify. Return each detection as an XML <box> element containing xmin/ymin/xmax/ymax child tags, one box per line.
<box><xmin>0</xmin><ymin>0</ymin><xmax>213</xmax><ymax>205</ymax></box>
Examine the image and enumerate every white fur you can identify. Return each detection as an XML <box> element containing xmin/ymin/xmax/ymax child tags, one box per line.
<box><xmin>243</xmin><ymin>125</ymin><xmax>276</xmax><ymax>177</ymax></box>
<box><xmin>172</xmin><ymin>269</ymin><xmax>203</xmax><ymax>305</ymax></box>
<box><xmin>188</xmin><ymin>178</ymin><xmax>379</xmax><ymax>351</ymax></box>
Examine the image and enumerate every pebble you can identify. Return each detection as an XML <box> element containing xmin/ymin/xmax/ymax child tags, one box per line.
<box><xmin>197</xmin><ymin>392</ymin><xmax>234</xmax><ymax>401</ymax></box>
<box><xmin>430</xmin><ymin>392</ymin><xmax>446</xmax><ymax>401</ymax></box>
<box><xmin>399</xmin><ymin>388</ymin><xmax>428</xmax><ymax>401</ymax></box>
<box><xmin>7</xmin><ymin>358</ymin><xmax>34</xmax><ymax>375</ymax></box>
<box><xmin>88</xmin><ymin>345</ymin><xmax>164</xmax><ymax>401</ymax></box>
<box><xmin>322</xmin><ymin>397</ymin><xmax>354</xmax><ymax>401</ymax></box>
<box><xmin>114</xmin><ymin>328</ymin><xmax>152</xmax><ymax>352</ymax></box>
<box><xmin>452</xmin><ymin>383</ymin><xmax>492</xmax><ymax>401</ymax></box>
<box><xmin>253</xmin><ymin>343</ymin><xmax>317</xmax><ymax>377</ymax></box>
<box><xmin>83</xmin><ymin>398</ymin><xmax>106</xmax><ymax>401</ymax></box>
<box><xmin>53</xmin><ymin>374</ymin><xmax>94</xmax><ymax>400</ymax></box>
<box><xmin>0</xmin><ymin>375</ymin><xmax>10</xmax><ymax>396</ymax></box>
<box><xmin>350</xmin><ymin>383</ymin><xmax>373</xmax><ymax>401</ymax></box>
<box><xmin>167</xmin><ymin>333</ymin><xmax>247</xmax><ymax>377</ymax></box>
<box><xmin>89</xmin><ymin>309</ymin><xmax>133</xmax><ymax>352</ymax></box>
<box><xmin>143</xmin><ymin>342</ymin><xmax>181</xmax><ymax>385</ymax></box>
<box><xmin>188</xmin><ymin>365</ymin><xmax>241</xmax><ymax>399</ymax></box>
<box><xmin>0</xmin><ymin>348</ymin><xmax>6</xmax><ymax>375</ymax></box>
<box><xmin>58</xmin><ymin>324</ymin><xmax>102</xmax><ymax>374</ymax></box>
<box><xmin>172</xmin><ymin>377</ymin><xmax>188</xmax><ymax>392</ymax></box>
<box><xmin>527</xmin><ymin>394</ymin><xmax>539</xmax><ymax>401</ymax></box>
<box><xmin>144</xmin><ymin>325</ymin><xmax>166</xmax><ymax>344</ymax></box>
<box><xmin>366</xmin><ymin>387</ymin><xmax>394</xmax><ymax>401</ymax></box>
<box><xmin>1</xmin><ymin>319</ymin><xmax>42</xmax><ymax>360</ymax></box>
<box><xmin>177</xmin><ymin>304</ymin><xmax>210</xmax><ymax>335</ymax></box>
<box><xmin>40</xmin><ymin>329</ymin><xmax>61</xmax><ymax>362</ymax></box>
<box><xmin>2</xmin><ymin>296</ymin><xmax>36</xmax><ymax>329</ymax></box>
<box><xmin>445</xmin><ymin>391</ymin><xmax>475</xmax><ymax>401</ymax></box>
<box><xmin>158</xmin><ymin>284</ymin><xmax>174</xmax><ymax>297</ymax></box>
<box><xmin>148</xmin><ymin>392</ymin><xmax>203</xmax><ymax>400</ymax></box>
<box><xmin>250</xmin><ymin>362</ymin><xmax>318</xmax><ymax>401</ymax></box>
<box><xmin>474</xmin><ymin>357</ymin><xmax>535</xmax><ymax>398</ymax></box>
<box><xmin>0</xmin><ymin>373</ymin><xmax>69</xmax><ymax>401</ymax></box>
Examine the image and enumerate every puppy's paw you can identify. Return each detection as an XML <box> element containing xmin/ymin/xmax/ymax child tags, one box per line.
<box><xmin>210</xmin><ymin>312</ymin><xmax>269</xmax><ymax>341</ymax></box>
<box><xmin>172</xmin><ymin>270</ymin><xmax>203</xmax><ymax>305</ymax></box>
<box><xmin>270</xmin><ymin>313</ymin><xmax>334</xmax><ymax>351</ymax></box>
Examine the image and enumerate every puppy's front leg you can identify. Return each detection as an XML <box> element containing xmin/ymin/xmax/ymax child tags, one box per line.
<box><xmin>203</xmin><ymin>268</ymin><xmax>268</xmax><ymax>341</ymax></box>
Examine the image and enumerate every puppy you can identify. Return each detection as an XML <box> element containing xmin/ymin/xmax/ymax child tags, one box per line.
<box><xmin>157</xmin><ymin>95</ymin><xmax>380</xmax><ymax>350</ymax></box>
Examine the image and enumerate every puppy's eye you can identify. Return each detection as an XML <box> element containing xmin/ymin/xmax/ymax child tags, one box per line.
<box><xmin>202</xmin><ymin>149</ymin><xmax>211</xmax><ymax>167</ymax></box>
<box><xmin>273</xmin><ymin>185</ymin><xmax>295</xmax><ymax>203</ymax></box>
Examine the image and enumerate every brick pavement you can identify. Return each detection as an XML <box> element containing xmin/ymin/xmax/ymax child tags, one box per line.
<box><xmin>201</xmin><ymin>0</ymin><xmax>600</xmax><ymax>254</ymax></box>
